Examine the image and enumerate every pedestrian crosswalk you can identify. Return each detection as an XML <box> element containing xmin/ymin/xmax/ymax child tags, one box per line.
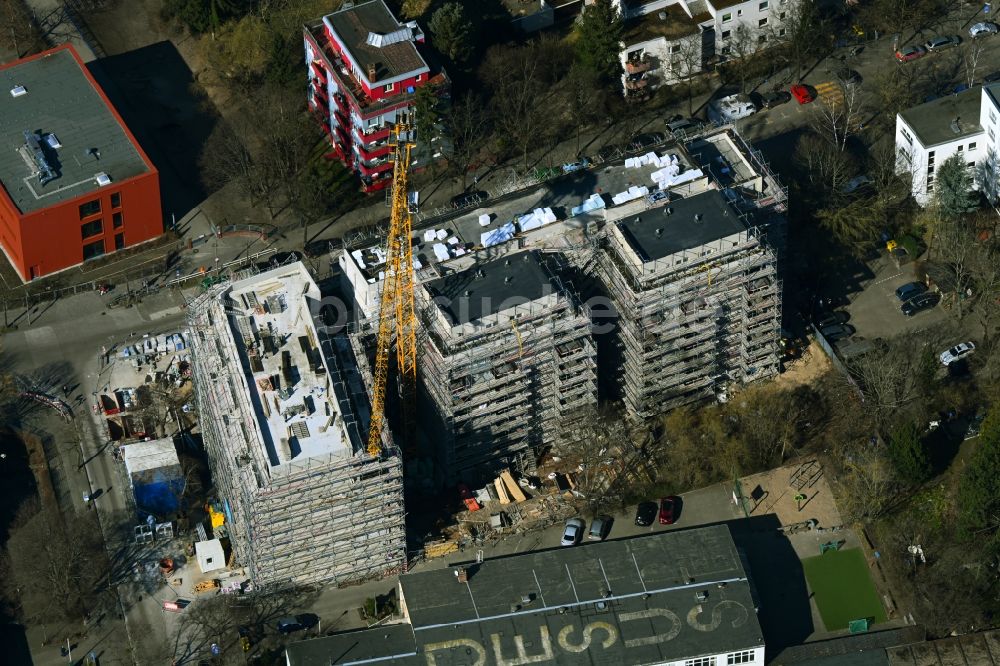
<box><xmin>814</xmin><ymin>81</ymin><xmax>844</xmax><ymax>107</ymax></box>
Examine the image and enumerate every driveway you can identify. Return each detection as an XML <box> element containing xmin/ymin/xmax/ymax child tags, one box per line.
<box><xmin>844</xmin><ymin>255</ymin><xmax>947</xmax><ymax>343</ymax></box>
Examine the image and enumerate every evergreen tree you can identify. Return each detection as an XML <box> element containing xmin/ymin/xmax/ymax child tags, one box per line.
<box><xmin>887</xmin><ymin>421</ymin><xmax>932</xmax><ymax>484</ymax></box>
<box><xmin>958</xmin><ymin>406</ymin><xmax>1000</xmax><ymax>538</ymax></box>
<box><xmin>574</xmin><ymin>0</ymin><xmax>624</xmax><ymax>85</ymax></box>
<box><xmin>934</xmin><ymin>153</ymin><xmax>979</xmax><ymax>219</ymax></box>
<box><xmin>429</xmin><ymin>3</ymin><xmax>476</xmax><ymax>65</ymax></box>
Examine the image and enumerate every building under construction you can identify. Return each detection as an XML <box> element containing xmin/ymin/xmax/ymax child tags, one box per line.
<box><xmin>187</xmin><ymin>263</ymin><xmax>405</xmax><ymax>587</ymax></box>
<box><xmin>415</xmin><ymin>250</ymin><xmax>597</xmax><ymax>484</ymax></box>
<box><xmin>598</xmin><ymin>187</ymin><xmax>781</xmax><ymax>417</ymax></box>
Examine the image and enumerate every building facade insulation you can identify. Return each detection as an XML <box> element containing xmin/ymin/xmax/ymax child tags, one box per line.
<box><xmin>303</xmin><ymin>0</ymin><xmax>449</xmax><ymax>192</ymax></box>
<box><xmin>187</xmin><ymin>263</ymin><xmax>405</xmax><ymax>588</ymax></box>
<box><xmin>0</xmin><ymin>45</ymin><xmax>161</xmax><ymax>281</ymax></box>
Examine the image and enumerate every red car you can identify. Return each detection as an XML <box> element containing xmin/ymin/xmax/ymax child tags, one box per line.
<box><xmin>790</xmin><ymin>84</ymin><xmax>815</xmax><ymax>104</ymax></box>
<box><xmin>895</xmin><ymin>45</ymin><xmax>926</xmax><ymax>62</ymax></box>
<box><xmin>659</xmin><ymin>496</ymin><xmax>679</xmax><ymax>525</ymax></box>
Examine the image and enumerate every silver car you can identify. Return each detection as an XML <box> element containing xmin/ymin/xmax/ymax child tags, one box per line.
<box><xmin>560</xmin><ymin>518</ymin><xmax>584</xmax><ymax>547</ymax></box>
<box><xmin>924</xmin><ymin>35</ymin><xmax>961</xmax><ymax>51</ymax></box>
<box><xmin>970</xmin><ymin>22</ymin><xmax>999</xmax><ymax>38</ymax></box>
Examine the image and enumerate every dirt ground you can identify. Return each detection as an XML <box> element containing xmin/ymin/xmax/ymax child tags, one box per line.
<box><xmin>775</xmin><ymin>340</ymin><xmax>834</xmax><ymax>388</ymax></box>
<box><xmin>741</xmin><ymin>460</ymin><xmax>844</xmax><ymax>529</ymax></box>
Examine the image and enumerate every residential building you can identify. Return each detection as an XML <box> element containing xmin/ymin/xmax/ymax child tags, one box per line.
<box><xmin>0</xmin><ymin>44</ymin><xmax>161</xmax><ymax>281</ymax></box>
<box><xmin>597</xmin><ymin>186</ymin><xmax>781</xmax><ymax>417</ymax></box>
<box><xmin>286</xmin><ymin>524</ymin><xmax>766</xmax><ymax>666</ymax></box>
<box><xmin>187</xmin><ymin>262</ymin><xmax>406</xmax><ymax>587</ymax></box>
<box><xmin>303</xmin><ymin>0</ymin><xmax>449</xmax><ymax>193</ymax></box>
<box><xmin>416</xmin><ymin>250</ymin><xmax>597</xmax><ymax>485</ymax></box>
<box><xmin>615</xmin><ymin>0</ymin><xmax>796</xmax><ymax>99</ymax></box>
<box><xmin>894</xmin><ymin>85</ymin><xmax>994</xmax><ymax>206</ymax></box>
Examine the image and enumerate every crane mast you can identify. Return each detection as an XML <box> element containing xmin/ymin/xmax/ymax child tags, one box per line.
<box><xmin>366</xmin><ymin>121</ymin><xmax>418</xmax><ymax>457</ymax></box>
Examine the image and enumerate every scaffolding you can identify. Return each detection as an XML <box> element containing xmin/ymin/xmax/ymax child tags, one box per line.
<box><xmin>413</xmin><ymin>250</ymin><xmax>597</xmax><ymax>485</ymax></box>
<box><xmin>187</xmin><ymin>264</ymin><xmax>406</xmax><ymax>589</ymax></box>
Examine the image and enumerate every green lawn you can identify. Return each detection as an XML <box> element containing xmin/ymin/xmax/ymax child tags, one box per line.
<box><xmin>801</xmin><ymin>547</ymin><xmax>887</xmax><ymax>632</ymax></box>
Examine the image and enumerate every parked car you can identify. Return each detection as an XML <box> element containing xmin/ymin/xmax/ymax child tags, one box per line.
<box><xmin>760</xmin><ymin>90</ymin><xmax>792</xmax><ymax>109</ymax></box>
<box><xmin>814</xmin><ymin>311</ymin><xmax>849</xmax><ymax>328</ymax></box>
<box><xmin>819</xmin><ymin>323</ymin><xmax>855</xmax><ymax>341</ymax></box>
<box><xmin>895</xmin><ymin>45</ymin><xmax>926</xmax><ymax>62</ymax></box>
<box><xmin>925</xmin><ymin>35</ymin><xmax>961</xmax><ymax>51</ymax></box>
<box><xmin>659</xmin><ymin>496</ymin><xmax>680</xmax><ymax>525</ymax></box>
<box><xmin>970</xmin><ymin>22</ymin><xmax>999</xmax><ymax>38</ymax></box>
<box><xmin>588</xmin><ymin>515</ymin><xmax>613</xmax><ymax>540</ymax></box>
<box><xmin>451</xmin><ymin>190</ymin><xmax>487</xmax><ymax>209</ymax></box>
<box><xmin>277</xmin><ymin>617</ymin><xmax>305</xmax><ymax>635</ymax></box>
<box><xmin>835</xmin><ymin>67</ymin><xmax>863</xmax><ymax>84</ymax></box>
<box><xmin>666</xmin><ymin>117</ymin><xmax>705</xmax><ymax>137</ymax></box>
<box><xmin>561</xmin><ymin>518</ymin><xmax>584</xmax><ymax>546</ymax></box>
<box><xmin>790</xmin><ymin>84</ymin><xmax>816</xmax><ymax>104</ymax></box>
<box><xmin>634</xmin><ymin>501</ymin><xmax>658</xmax><ymax>526</ymax></box>
<box><xmin>901</xmin><ymin>291</ymin><xmax>940</xmax><ymax>316</ymax></box>
<box><xmin>986</xmin><ymin>71</ymin><xmax>1000</xmax><ymax>83</ymax></box>
<box><xmin>895</xmin><ymin>281</ymin><xmax>927</xmax><ymax>302</ymax></box>
<box><xmin>953</xmin><ymin>83</ymin><xmax>970</xmax><ymax>95</ymax></box>
<box><xmin>940</xmin><ymin>341</ymin><xmax>976</xmax><ymax>366</ymax></box>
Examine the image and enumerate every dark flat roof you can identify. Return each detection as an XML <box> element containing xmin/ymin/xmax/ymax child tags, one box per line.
<box><xmin>0</xmin><ymin>46</ymin><xmax>150</xmax><ymax>214</ymax></box>
<box><xmin>401</xmin><ymin>525</ymin><xmax>763</xmax><ymax>665</ymax></box>
<box><xmin>285</xmin><ymin>624</ymin><xmax>417</xmax><ymax>666</ymax></box>
<box><xmin>426</xmin><ymin>251</ymin><xmax>555</xmax><ymax>325</ymax></box>
<box><xmin>899</xmin><ymin>87</ymin><xmax>983</xmax><ymax>147</ymax></box>
<box><xmin>326</xmin><ymin>0</ymin><xmax>428</xmax><ymax>82</ymax></box>
<box><xmin>617</xmin><ymin>189</ymin><xmax>746</xmax><ymax>261</ymax></box>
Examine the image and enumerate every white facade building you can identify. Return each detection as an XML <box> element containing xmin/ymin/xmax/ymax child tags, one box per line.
<box><xmin>614</xmin><ymin>0</ymin><xmax>796</xmax><ymax>98</ymax></box>
<box><xmin>894</xmin><ymin>85</ymin><xmax>1000</xmax><ymax>206</ymax></box>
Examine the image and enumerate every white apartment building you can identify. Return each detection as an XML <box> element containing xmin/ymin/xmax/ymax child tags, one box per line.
<box><xmin>614</xmin><ymin>0</ymin><xmax>796</xmax><ymax>98</ymax></box>
<box><xmin>895</xmin><ymin>84</ymin><xmax>1000</xmax><ymax>205</ymax></box>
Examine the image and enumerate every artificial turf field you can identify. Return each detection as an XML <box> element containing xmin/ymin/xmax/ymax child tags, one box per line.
<box><xmin>801</xmin><ymin>547</ymin><xmax>887</xmax><ymax>631</ymax></box>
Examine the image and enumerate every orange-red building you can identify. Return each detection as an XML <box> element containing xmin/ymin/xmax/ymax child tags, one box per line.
<box><xmin>0</xmin><ymin>45</ymin><xmax>161</xmax><ymax>281</ymax></box>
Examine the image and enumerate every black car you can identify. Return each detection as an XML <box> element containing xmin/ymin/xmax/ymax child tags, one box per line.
<box><xmin>835</xmin><ymin>67</ymin><xmax>863</xmax><ymax>84</ymax></box>
<box><xmin>666</xmin><ymin>118</ymin><xmax>704</xmax><ymax>137</ymax></box>
<box><xmin>451</xmin><ymin>190</ymin><xmax>487</xmax><ymax>210</ymax></box>
<box><xmin>276</xmin><ymin>617</ymin><xmax>305</xmax><ymax>635</ymax></box>
<box><xmin>760</xmin><ymin>90</ymin><xmax>792</xmax><ymax>109</ymax></box>
<box><xmin>895</xmin><ymin>281</ymin><xmax>927</xmax><ymax>302</ymax></box>
<box><xmin>819</xmin><ymin>323</ymin><xmax>855</xmax><ymax>341</ymax></box>
<box><xmin>635</xmin><ymin>501</ymin><xmax>658</xmax><ymax>526</ymax></box>
<box><xmin>814</xmin><ymin>310</ymin><xmax>849</xmax><ymax>328</ymax></box>
<box><xmin>985</xmin><ymin>71</ymin><xmax>1000</xmax><ymax>83</ymax></box>
<box><xmin>901</xmin><ymin>291</ymin><xmax>941</xmax><ymax>316</ymax></box>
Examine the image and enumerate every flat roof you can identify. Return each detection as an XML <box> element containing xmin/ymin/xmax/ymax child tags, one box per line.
<box><xmin>617</xmin><ymin>188</ymin><xmax>746</xmax><ymax>261</ymax></box>
<box><xmin>286</xmin><ymin>624</ymin><xmax>417</xmax><ymax>666</ymax></box>
<box><xmin>0</xmin><ymin>46</ymin><xmax>151</xmax><ymax>214</ymax></box>
<box><xmin>225</xmin><ymin>264</ymin><xmax>351</xmax><ymax>466</ymax></box>
<box><xmin>425</xmin><ymin>251</ymin><xmax>555</xmax><ymax>325</ymax></box>
<box><xmin>122</xmin><ymin>437</ymin><xmax>179</xmax><ymax>475</ymax></box>
<box><xmin>402</xmin><ymin>525</ymin><xmax>762</xmax><ymax>664</ymax></box>
<box><xmin>623</xmin><ymin>3</ymin><xmax>700</xmax><ymax>43</ymax></box>
<box><xmin>325</xmin><ymin>0</ymin><xmax>428</xmax><ymax>81</ymax></box>
<box><xmin>899</xmin><ymin>87</ymin><xmax>984</xmax><ymax>147</ymax></box>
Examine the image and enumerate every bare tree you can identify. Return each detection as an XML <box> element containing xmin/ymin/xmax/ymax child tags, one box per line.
<box><xmin>555</xmin><ymin>404</ymin><xmax>634</xmax><ymax>514</ymax></box>
<box><xmin>837</xmin><ymin>438</ymin><xmax>896</xmax><ymax>520</ymax></box>
<box><xmin>724</xmin><ymin>24</ymin><xmax>764</xmax><ymax>94</ymax></box>
<box><xmin>446</xmin><ymin>92</ymin><xmax>491</xmax><ymax>189</ymax></box>
<box><xmin>480</xmin><ymin>44</ymin><xmax>550</xmax><ymax>170</ymax></box>
<box><xmin>810</xmin><ymin>77</ymin><xmax>865</xmax><ymax>153</ymax></box>
<box><xmin>671</xmin><ymin>36</ymin><xmax>705</xmax><ymax>116</ymax></box>
<box><xmin>844</xmin><ymin>335</ymin><xmax>939</xmax><ymax>428</ymax></box>
<box><xmin>964</xmin><ymin>39</ymin><xmax>987</xmax><ymax>88</ymax></box>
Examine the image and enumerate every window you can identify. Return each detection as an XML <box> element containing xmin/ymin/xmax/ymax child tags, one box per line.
<box><xmin>728</xmin><ymin>651</ymin><xmax>755</xmax><ymax>665</ymax></box>
<box><xmin>415</xmin><ymin>74</ymin><xmax>422</xmax><ymax>82</ymax></box>
<box><xmin>898</xmin><ymin>148</ymin><xmax>912</xmax><ymax>165</ymax></box>
<box><xmin>384</xmin><ymin>82</ymin><xmax>394</xmax><ymax>93</ymax></box>
<box><xmin>900</xmin><ymin>127</ymin><xmax>913</xmax><ymax>145</ymax></box>
<box><xmin>759</xmin><ymin>1</ymin><xmax>769</xmax><ymax>8</ymax></box>
<box><xmin>758</xmin><ymin>17</ymin><xmax>768</xmax><ymax>26</ymax></box>
<box><xmin>81</xmin><ymin>219</ymin><xmax>103</xmax><ymax>239</ymax></box>
<box><xmin>991</xmin><ymin>110</ymin><xmax>997</xmax><ymax>124</ymax></box>
<box><xmin>79</xmin><ymin>199</ymin><xmax>101</xmax><ymax>219</ymax></box>
<box><xmin>968</xmin><ymin>161</ymin><xmax>976</xmax><ymax>168</ymax></box>
<box><xmin>970</xmin><ymin>141</ymin><xmax>978</xmax><ymax>150</ymax></box>
<box><xmin>685</xmin><ymin>658</ymin><xmax>715</xmax><ymax>666</ymax></box>
<box><xmin>958</xmin><ymin>145</ymin><xmax>964</xmax><ymax>152</ymax></box>
<box><xmin>991</xmin><ymin>127</ymin><xmax>997</xmax><ymax>141</ymax></box>
<box><xmin>722</xmin><ymin>12</ymin><xmax>732</xmax><ymax>21</ymax></box>
<box><xmin>758</xmin><ymin>33</ymin><xmax>767</xmax><ymax>42</ymax></box>
<box><xmin>114</xmin><ymin>232</ymin><xmax>125</xmax><ymax>251</ymax></box>
<box><xmin>722</xmin><ymin>29</ymin><xmax>731</xmax><ymax>38</ymax></box>
<box><xmin>721</xmin><ymin>45</ymin><xmax>731</xmax><ymax>55</ymax></box>
<box><xmin>669</xmin><ymin>44</ymin><xmax>681</xmax><ymax>53</ymax></box>
<box><xmin>110</xmin><ymin>192</ymin><xmax>121</xmax><ymax>208</ymax></box>
<box><xmin>780</xmin><ymin>11</ymin><xmax>786</xmax><ymax>19</ymax></box>
<box><xmin>779</xmin><ymin>28</ymin><xmax>786</xmax><ymax>36</ymax></box>
<box><xmin>82</xmin><ymin>239</ymin><xmax>105</xmax><ymax>261</ymax></box>
<box><xmin>113</xmin><ymin>212</ymin><xmax>123</xmax><ymax>228</ymax></box>
<box><xmin>737</xmin><ymin>9</ymin><xmax>743</xmax><ymax>16</ymax></box>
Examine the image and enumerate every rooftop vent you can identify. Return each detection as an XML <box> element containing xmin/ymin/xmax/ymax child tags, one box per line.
<box><xmin>366</xmin><ymin>63</ymin><xmax>377</xmax><ymax>81</ymax></box>
<box><xmin>464</xmin><ymin>290</ymin><xmax>472</xmax><ymax>297</ymax></box>
<box><xmin>366</xmin><ymin>27</ymin><xmax>413</xmax><ymax>48</ymax></box>
<box><xmin>475</xmin><ymin>269</ymin><xmax>485</xmax><ymax>278</ymax></box>
<box><xmin>86</xmin><ymin>147</ymin><xmax>100</xmax><ymax>161</ymax></box>
<box><xmin>658</xmin><ymin>11</ymin><xmax>667</xmax><ymax>20</ymax></box>
<box><xmin>95</xmin><ymin>172</ymin><xmax>112</xmax><ymax>186</ymax></box>
<box><xmin>655</xmin><ymin>228</ymin><xmax>663</xmax><ymax>237</ymax></box>
<box><xmin>45</xmin><ymin>133</ymin><xmax>61</xmax><ymax>149</ymax></box>
<box><xmin>10</xmin><ymin>85</ymin><xmax>26</xmax><ymax>97</ymax></box>
<box><xmin>520</xmin><ymin>593</ymin><xmax>534</xmax><ymax>605</ymax></box>
<box><xmin>504</xmin><ymin>276</ymin><xmax>513</xmax><ymax>284</ymax></box>
<box><xmin>950</xmin><ymin>116</ymin><xmax>962</xmax><ymax>134</ymax></box>
<box><xmin>23</xmin><ymin>130</ymin><xmax>57</xmax><ymax>185</ymax></box>
<box><xmin>664</xmin><ymin>206</ymin><xmax>673</xmax><ymax>215</ymax></box>
<box><xmin>694</xmin><ymin>213</ymin><xmax>703</xmax><ymax>223</ymax></box>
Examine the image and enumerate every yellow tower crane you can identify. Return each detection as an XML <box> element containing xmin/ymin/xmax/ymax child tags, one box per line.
<box><xmin>366</xmin><ymin>120</ymin><xmax>418</xmax><ymax>458</ymax></box>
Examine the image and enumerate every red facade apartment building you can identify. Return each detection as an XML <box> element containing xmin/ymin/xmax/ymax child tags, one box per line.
<box><xmin>0</xmin><ymin>45</ymin><xmax>161</xmax><ymax>281</ymax></box>
<box><xmin>304</xmin><ymin>0</ymin><xmax>448</xmax><ymax>192</ymax></box>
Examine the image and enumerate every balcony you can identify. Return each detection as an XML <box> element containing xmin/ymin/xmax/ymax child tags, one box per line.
<box><xmin>356</xmin><ymin>140</ymin><xmax>391</xmax><ymax>161</ymax></box>
<box><xmin>626</xmin><ymin>56</ymin><xmax>652</xmax><ymax>75</ymax></box>
<box><xmin>625</xmin><ymin>73</ymin><xmax>649</xmax><ymax>90</ymax></box>
<box><xmin>357</xmin><ymin>125</ymin><xmax>392</xmax><ymax>144</ymax></box>
<box><xmin>357</xmin><ymin>157</ymin><xmax>393</xmax><ymax>177</ymax></box>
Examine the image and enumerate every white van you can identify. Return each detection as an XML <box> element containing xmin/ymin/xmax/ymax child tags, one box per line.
<box><xmin>708</xmin><ymin>94</ymin><xmax>757</xmax><ymax>123</ymax></box>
